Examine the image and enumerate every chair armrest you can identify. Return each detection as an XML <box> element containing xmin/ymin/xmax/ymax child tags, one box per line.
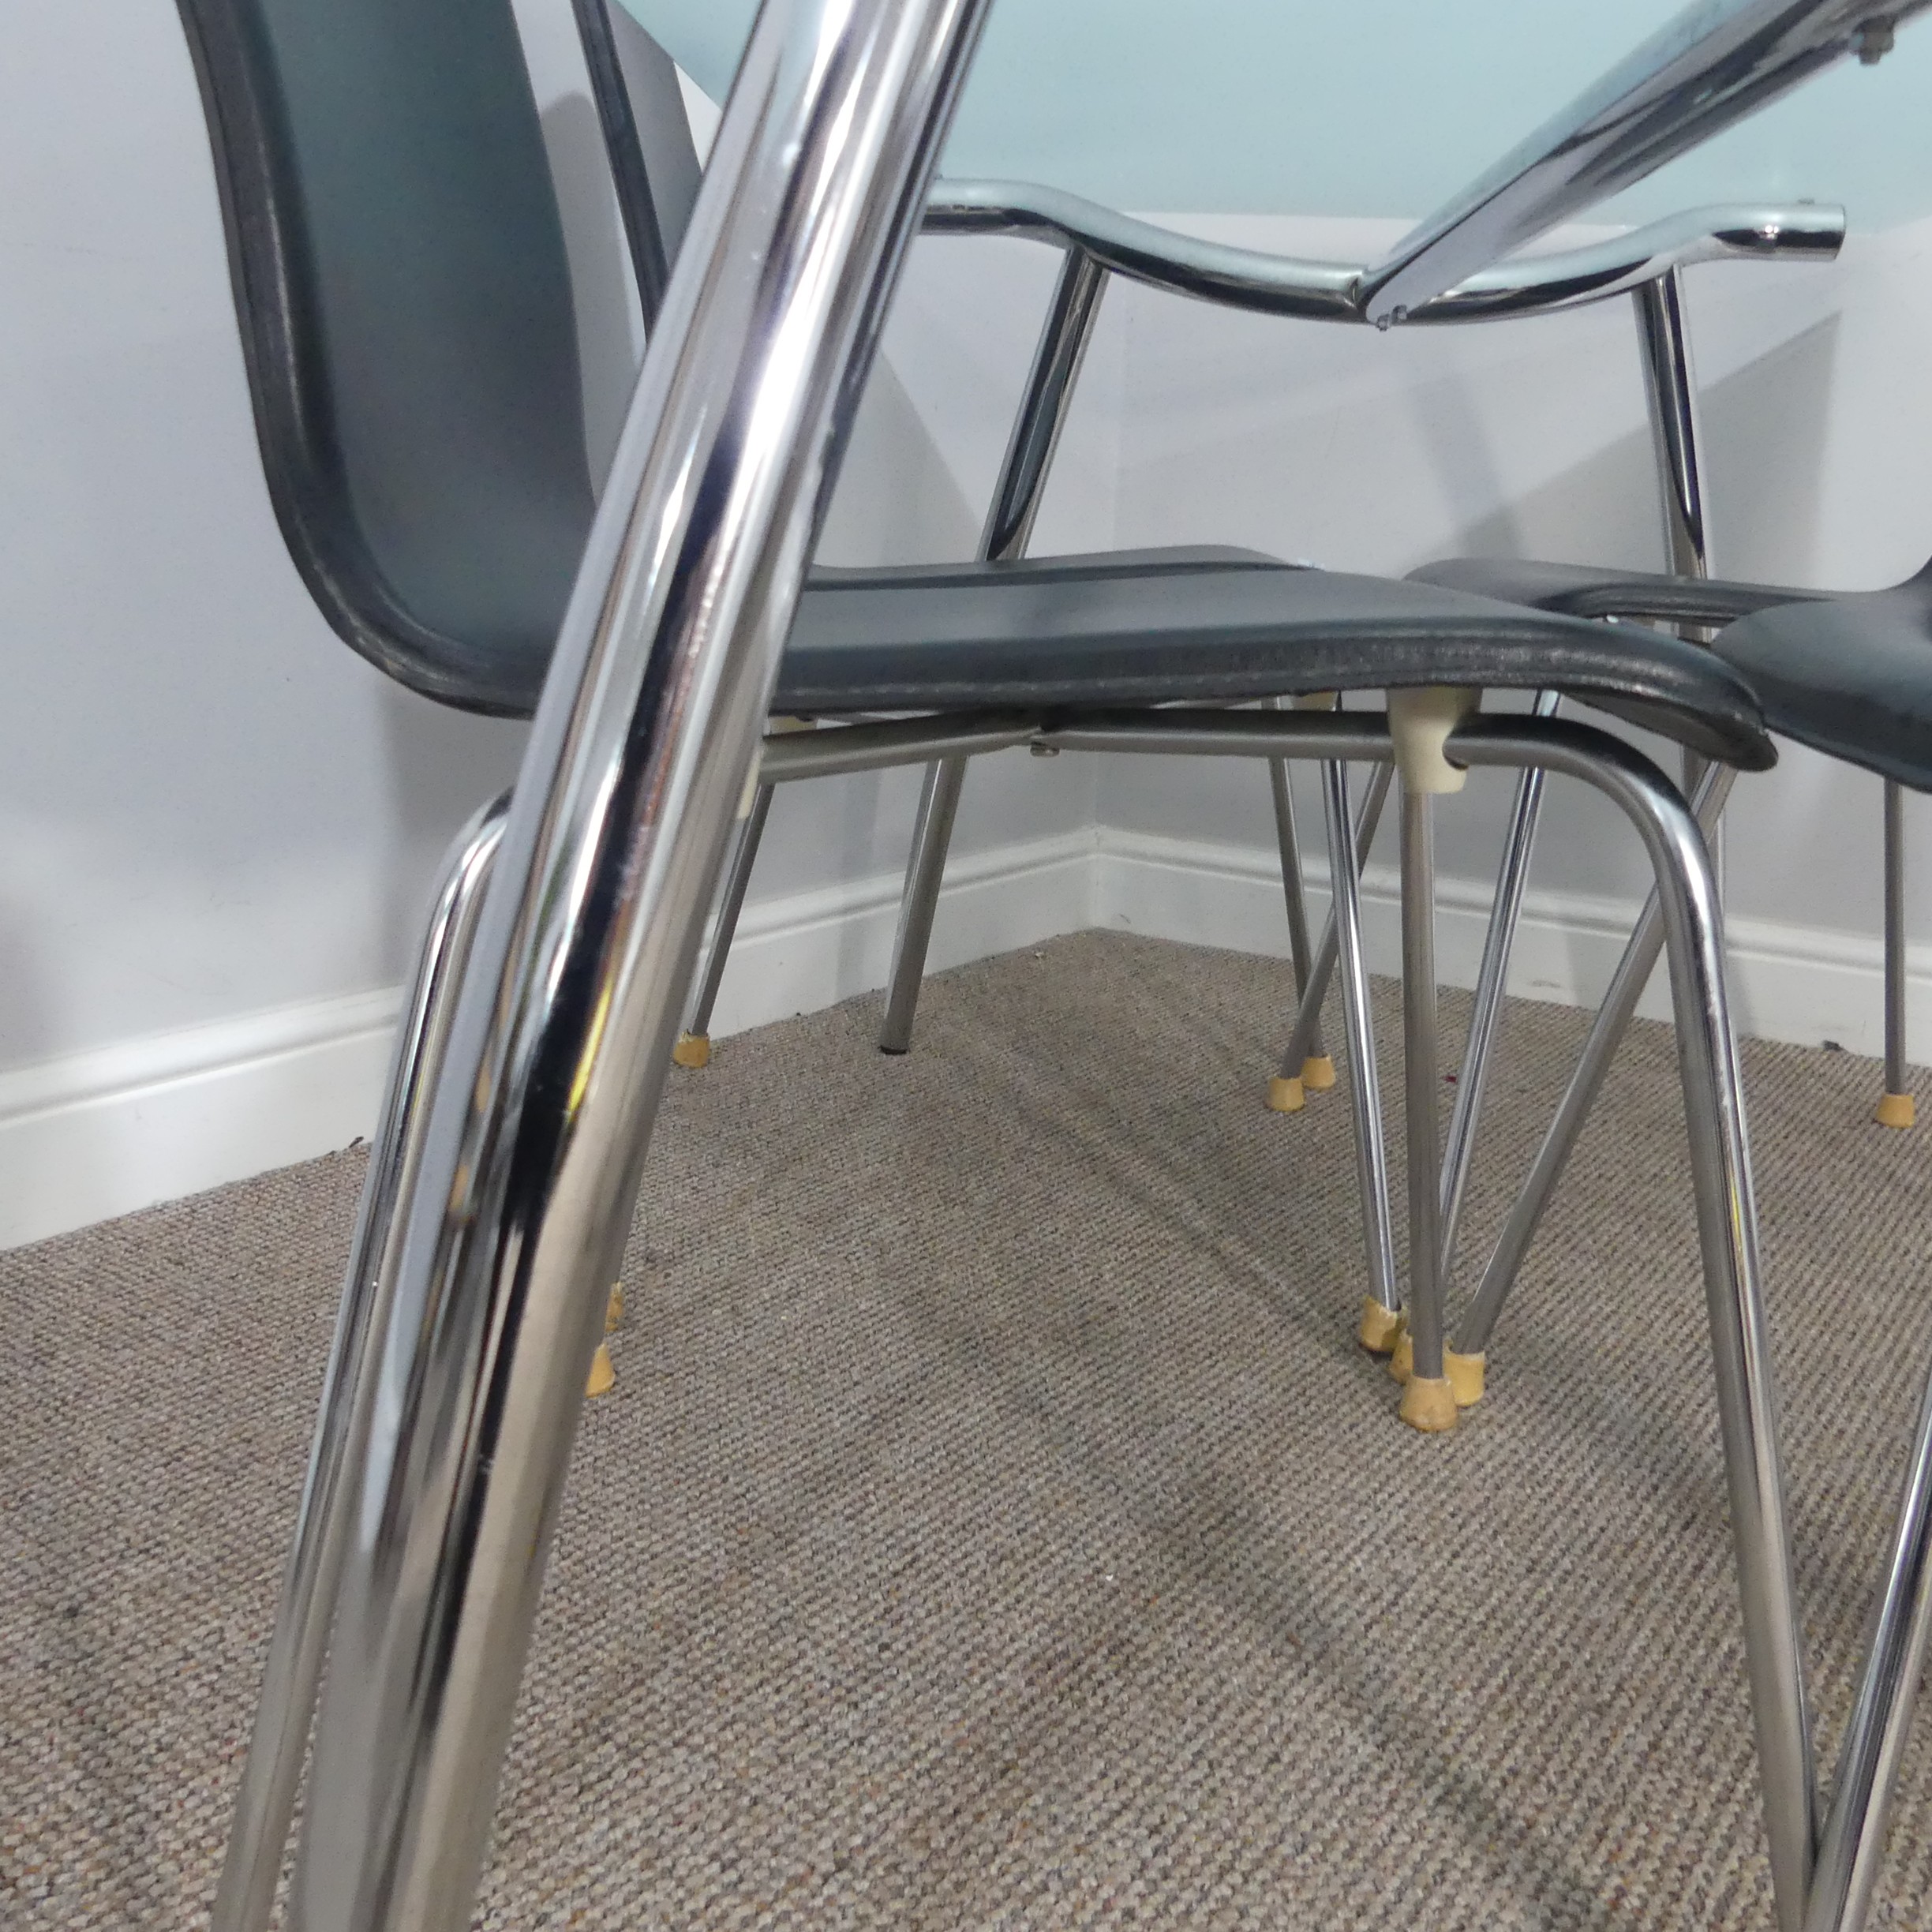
<box><xmin>923</xmin><ymin>178</ymin><xmax>1842</xmax><ymax>326</ymax></box>
<box><xmin>1364</xmin><ymin>0</ymin><xmax>1921</xmax><ymax>325</ymax></box>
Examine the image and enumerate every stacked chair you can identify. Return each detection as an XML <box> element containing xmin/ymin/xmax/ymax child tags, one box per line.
<box><xmin>168</xmin><ymin>2</ymin><xmax>1932</xmax><ymax>1930</ymax></box>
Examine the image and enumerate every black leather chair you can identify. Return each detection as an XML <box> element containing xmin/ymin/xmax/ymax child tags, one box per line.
<box><xmin>173</xmin><ymin>0</ymin><xmax>1783</xmax><ymax>1403</ymax></box>
<box><xmin>181</xmin><ymin>4</ymin><xmax>1885</xmax><ymax>1929</ymax></box>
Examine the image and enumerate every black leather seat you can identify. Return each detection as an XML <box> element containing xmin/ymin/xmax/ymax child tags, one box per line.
<box><xmin>784</xmin><ymin>549</ymin><xmax>1774</xmax><ymax>769</ymax></box>
<box><xmin>1410</xmin><ymin>555</ymin><xmax>1820</xmax><ymax>631</ymax></box>
<box><xmin>1412</xmin><ymin>553</ymin><xmax>1932</xmax><ymax>790</ymax></box>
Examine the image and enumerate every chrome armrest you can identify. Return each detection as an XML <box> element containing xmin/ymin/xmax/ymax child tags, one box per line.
<box><xmin>1409</xmin><ymin>201</ymin><xmax>1842</xmax><ymax>324</ymax></box>
<box><xmin>923</xmin><ymin>178</ymin><xmax>1360</xmax><ymax>321</ymax></box>
<box><xmin>923</xmin><ymin>178</ymin><xmax>1843</xmax><ymax>327</ymax></box>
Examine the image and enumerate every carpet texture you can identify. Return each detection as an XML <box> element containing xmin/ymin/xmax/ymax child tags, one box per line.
<box><xmin>5</xmin><ymin>930</ymin><xmax>1932</xmax><ymax>1929</ymax></box>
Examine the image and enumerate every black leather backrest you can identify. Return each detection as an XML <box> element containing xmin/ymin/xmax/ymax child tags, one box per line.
<box><xmin>174</xmin><ymin>0</ymin><xmax>596</xmax><ymax>716</ymax></box>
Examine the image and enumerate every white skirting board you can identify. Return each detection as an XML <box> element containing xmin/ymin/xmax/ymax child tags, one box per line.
<box><xmin>1094</xmin><ymin>825</ymin><xmax>1928</xmax><ymax>1060</ymax></box>
<box><xmin>0</xmin><ymin>831</ymin><xmax>1092</xmax><ymax>1252</ymax></box>
<box><xmin>0</xmin><ymin>823</ymin><xmax>1918</xmax><ymax>1249</ymax></box>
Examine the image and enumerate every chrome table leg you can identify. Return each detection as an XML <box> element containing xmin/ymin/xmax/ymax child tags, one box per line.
<box><xmin>274</xmin><ymin>1</ymin><xmax>996</xmax><ymax>1925</ymax></box>
<box><xmin>1321</xmin><ymin>761</ymin><xmax>1399</xmax><ymax>1349</ymax></box>
<box><xmin>675</xmin><ymin>780</ymin><xmax>774</xmax><ymax>1068</ymax></box>
<box><xmin>211</xmin><ymin>797</ymin><xmax>507</xmax><ymax>1932</ymax></box>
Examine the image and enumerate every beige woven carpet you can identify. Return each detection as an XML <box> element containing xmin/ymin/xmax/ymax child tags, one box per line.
<box><xmin>6</xmin><ymin>930</ymin><xmax>1932</xmax><ymax>1930</ymax></box>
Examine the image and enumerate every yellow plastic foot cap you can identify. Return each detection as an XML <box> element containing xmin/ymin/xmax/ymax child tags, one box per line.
<box><xmin>672</xmin><ymin>1032</ymin><xmax>711</xmax><ymax>1070</ymax></box>
<box><xmin>1301</xmin><ymin>1054</ymin><xmax>1337</xmax><ymax>1092</ymax></box>
<box><xmin>586</xmin><ymin>1341</ymin><xmax>616</xmax><ymax>1398</ymax></box>
<box><xmin>1388</xmin><ymin>1326</ymin><xmax>1413</xmax><ymax>1384</ymax></box>
<box><xmin>605</xmin><ymin>1282</ymin><xmax>624</xmax><ymax>1333</ymax></box>
<box><xmin>1398</xmin><ymin>1375</ymin><xmax>1458</xmax><ymax>1433</ymax></box>
<box><xmin>1444</xmin><ymin>1346</ymin><xmax>1486</xmax><ymax>1408</ymax></box>
<box><xmin>1876</xmin><ymin>1090</ymin><xmax>1916</xmax><ymax>1129</ymax></box>
<box><xmin>1266</xmin><ymin>1074</ymin><xmax>1306</xmax><ymax>1114</ymax></box>
<box><xmin>1358</xmin><ymin>1297</ymin><xmax>1403</xmax><ymax>1355</ymax></box>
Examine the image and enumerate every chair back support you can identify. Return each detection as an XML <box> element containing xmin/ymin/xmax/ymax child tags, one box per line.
<box><xmin>174</xmin><ymin>0</ymin><xmax>601</xmax><ymax>714</ymax></box>
<box><xmin>571</xmin><ymin>0</ymin><xmax>702</xmax><ymax>326</ymax></box>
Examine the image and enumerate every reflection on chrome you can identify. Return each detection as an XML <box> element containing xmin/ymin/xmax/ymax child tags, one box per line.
<box><xmin>927</xmin><ymin>178</ymin><xmax>1843</xmax><ymax>327</ymax></box>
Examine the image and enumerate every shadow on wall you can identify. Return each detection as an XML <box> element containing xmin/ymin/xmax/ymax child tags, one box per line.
<box><xmin>1701</xmin><ymin>313</ymin><xmax>1840</xmax><ymax>584</ymax></box>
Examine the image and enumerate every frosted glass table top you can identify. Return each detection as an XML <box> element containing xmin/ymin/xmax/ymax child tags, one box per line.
<box><xmin>620</xmin><ymin>0</ymin><xmax>1932</xmax><ymax>232</ymax></box>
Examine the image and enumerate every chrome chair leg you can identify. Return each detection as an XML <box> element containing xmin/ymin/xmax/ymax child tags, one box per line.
<box><xmin>210</xmin><ymin>795</ymin><xmax>508</xmax><ymax>1932</ymax></box>
<box><xmin>878</xmin><ymin>753</ymin><xmax>966</xmax><ymax>1052</ymax></box>
<box><xmin>674</xmin><ymin>781</ymin><xmax>775</xmax><ymax>1069</ymax></box>
<box><xmin>1455</xmin><ymin>723</ymin><xmax>1813</xmax><ymax>1932</ymax></box>
<box><xmin>1436</xmin><ymin>692</ymin><xmax>1559</xmax><ymax>1286</ymax></box>
<box><xmin>1267</xmin><ymin>755</ymin><xmax>1329</xmax><ymax>1082</ymax></box>
<box><xmin>1271</xmin><ymin>759</ymin><xmax>1395</xmax><ymax>1106</ymax></box>
<box><xmin>1878</xmin><ymin>778</ymin><xmax>1913</xmax><ymax>1126</ymax></box>
<box><xmin>268</xmin><ymin>0</ymin><xmax>994</xmax><ymax>1923</ymax></box>
<box><xmin>1394</xmin><ymin>785</ymin><xmax>1458</xmax><ymax>1429</ymax></box>
<box><xmin>1452</xmin><ymin>765</ymin><xmax>1735</xmax><ymax>1362</ymax></box>
<box><xmin>1320</xmin><ymin>760</ymin><xmax>1400</xmax><ymax>1351</ymax></box>
<box><xmin>1807</xmin><ymin>1356</ymin><xmax>1932</xmax><ymax>1932</ymax></box>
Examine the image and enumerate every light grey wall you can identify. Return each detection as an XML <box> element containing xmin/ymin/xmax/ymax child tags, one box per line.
<box><xmin>0</xmin><ymin>2</ymin><xmax>530</xmax><ymax>1076</ymax></box>
<box><xmin>0</xmin><ymin>1</ymin><xmax>1085</xmax><ymax>1081</ymax></box>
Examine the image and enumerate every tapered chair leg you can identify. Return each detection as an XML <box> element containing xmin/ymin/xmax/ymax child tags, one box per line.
<box><xmin>1455</xmin><ymin>721</ymin><xmax>1813</xmax><ymax>1932</ymax></box>
<box><xmin>1392</xmin><ymin>786</ymin><xmax>1459</xmax><ymax>1431</ymax></box>
<box><xmin>675</xmin><ymin>781</ymin><xmax>776</xmax><ymax>1070</ymax></box>
<box><xmin>879</xmin><ymin>754</ymin><xmax>966</xmax><ymax>1054</ymax></box>
<box><xmin>1319</xmin><ymin>761</ymin><xmax>1400</xmax><ymax>1352</ymax></box>
<box><xmin>209</xmin><ymin>796</ymin><xmax>508</xmax><ymax>1932</ymax></box>
<box><xmin>1269</xmin><ymin>760</ymin><xmax>1394</xmax><ymax>1111</ymax></box>
<box><xmin>1878</xmin><ymin>779</ymin><xmax>1914</xmax><ymax>1127</ymax></box>
<box><xmin>1267</xmin><ymin>756</ymin><xmax>1331</xmax><ymax>1092</ymax></box>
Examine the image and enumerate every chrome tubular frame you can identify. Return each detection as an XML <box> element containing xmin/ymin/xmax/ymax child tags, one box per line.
<box><xmin>1037</xmin><ymin>702</ymin><xmax>1814</xmax><ymax>1932</ymax></box>
<box><xmin>877</xmin><ymin>244</ymin><xmax>1107</xmax><ymax>1054</ymax></box>
<box><xmin>211</xmin><ymin>796</ymin><xmax>509</xmax><ymax>1932</ymax></box>
<box><xmin>680</xmin><ymin>780</ymin><xmax>774</xmax><ymax>1050</ymax></box>
<box><xmin>1634</xmin><ymin>265</ymin><xmax>1713</xmax><ymax>586</ymax></box>
<box><xmin>1436</xmin><ymin>256</ymin><xmax>1723</xmax><ymax>1293</ymax></box>
<box><xmin>927</xmin><ymin>181</ymin><xmax>1842</xmax><ymax>325</ymax></box>
<box><xmin>1436</xmin><ymin>692</ymin><xmax>1560</xmax><ymax>1282</ymax></box>
<box><xmin>1274</xmin><ymin>760</ymin><xmax>1395</xmax><ymax>1081</ymax></box>
<box><xmin>1322</xmin><ymin>760</ymin><xmax>1400</xmax><ymax>1324</ymax></box>
<box><xmin>251</xmin><ymin>0</ymin><xmax>999</xmax><ymax>1924</ymax></box>
<box><xmin>1453</xmin><ymin>762</ymin><xmax>1735</xmax><ymax>1359</ymax></box>
<box><xmin>1400</xmin><ymin>786</ymin><xmax>1448</xmax><ymax>1384</ymax></box>
<box><xmin>1884</xmin><ymin>777</ymin><xmax>1908</xmax><ymax>1105</ymax></box>
<box><xmin>247</xmin><ymin>650</ymin><xmax>1932</xmax><ymax>1925</ymax></box>
<box><xmin>1807</xmin><ymin>1361</ymin><xmax>1932</xmax><ymax>1932</ymax></box>
<box><xmin>1268</xmin><ymin>755</ymin><xmax>1325</xmax><ymax>1065</ymax></box>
